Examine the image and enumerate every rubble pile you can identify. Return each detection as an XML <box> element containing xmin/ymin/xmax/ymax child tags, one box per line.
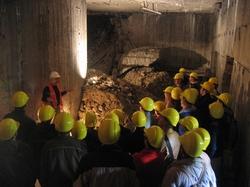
<box><xmin>78</xmin><ymin>69</ymin><xmax>156</xmax><ymax>124</ymax></box>
<box><xmin>122</xmin><ymin>67</ymin><xmax>171</xmax><ymax>98</ymax></box>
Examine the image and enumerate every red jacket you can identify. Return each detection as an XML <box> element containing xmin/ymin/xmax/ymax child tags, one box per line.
<box><xmin>133</xmin><ymin>148</ymin><xmax>165</xmax><ymax>187</ymax></box>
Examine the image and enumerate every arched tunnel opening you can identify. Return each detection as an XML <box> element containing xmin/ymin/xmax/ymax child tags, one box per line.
<box><xmin>1</xmin><ymin>0</ymin><xmax>250</xmax><ymax>187</ymax></box>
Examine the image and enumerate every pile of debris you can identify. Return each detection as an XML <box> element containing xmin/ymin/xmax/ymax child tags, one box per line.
<box><xmin>78</xmin><ymin>68</ymin><xmax>170</xmax><ymax>124</ymax></box>
<box><xmin>122</xmin><ymin>67</ymin><xmax>171</xmax><ymax>98</ymax></box>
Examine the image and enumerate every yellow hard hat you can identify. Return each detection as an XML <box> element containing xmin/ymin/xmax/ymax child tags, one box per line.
<box><xmin>217</xmin><ymin>93</ymin><xmax>232</xmax><ymax>107</ymax></box>
<box><xmin>71</xmin><ymin>120</ymin><xmax>87</xmax><ymax>140</ymax></box>
<box><xmin>179</xmin><ymin>68</ymin><xmax>186</xmax><ymax>73</ymax></box>
<box><xmin>163</xmin><ymin>86</ymin><xmax>174</xmax><ymax>94</ymax></box>
<box><xmin>189</xmin><ymin>72</ymin><xmax>199</xmax><ymax>79</ymax></box>
<box><xmin>12</xmin><ymin>91</ymin><xmax>29</xmax><ymax>108</ymax></box>
<box><xmin>154</xmin><ymin>101</ymin><xmax>166</xmax><ymax>112</ymax></box>
<box><xmin>38</xmin><ymin>105</ymin><xmax>56</xmax><ymax>122</ymax></box>
<box><xmin>171</xmin><ymin>87</ymin><xmax>183</xmax><ymax>100</ymax></box>
<box><xmin>98</xmin><ymin>118</ymin><xmax>121</xmax><ymax>145</ymax></box>
<box><xmin>181</xmin><ymin>88</ymin><xmax>199</xmax><ymax>104</ymax></box>
<box><xmin>208</xmin><ymin>77</ymin><xmax>218</xmax><ymax>85</ymax></box>
<box><xmin>179</xmin><ymin>116</ymin><xmax>199</xmax><ymax>131</ymax></box>
<box><xmin>193</xmin><ymin>128</ymin><xmax>211</xmax><ymax>150</ymax></box>
<box><xmin>105</xmin><ymin>112</ymin><xmax>120</xmax><ymax>126</ymax></box>
<box><xmin>174</xmin><ymin>73</ymin><xmax>184</xmax><ymax>80</ymax></box>
<box><xmin>132</xmin><ymin>111</ymin><xmax>147</xmax><ymax>127</ymax></box>
<box><xmin>85</xmin><ymin>111</ymin><xmax>97</xmax><ymax>128</ymax></box>
<box><xmin>209</xmin><ymin>101</ymin><xmax>224</xmax><ymax>119</ymax></box>
<box><xmin>0</xmin><ymin>118</ymin><xmax>20</xmax><ymax>140</ymax></box>
<box><xmin>144</xmin><ymin>126</ymin><xmax>164</xmax><ymax>149</ymax></box>
<box><xmin>139</xmin><ymin>97</ymin><xmax>154</xmax><ymax>112</ymax></box>
<box><xmin>200</xmin><ymin>81</ymin><xmax>214</xmax><ymax>93</ymax></box>
<box><xmin>179</xmin><ymin>131</ymin><xmax>204</xmax><ymax>158</ymax></box>
<box><xmin>159</xmin><ymin>108</ymin><xmax>180</xmax><ymax>127</ymax></box>
<box><xmin>54</xmin><ymin>112</ymin><xmax>74</xmax><ymax>133</ymax></box>
<box><xmin>111</xmin><ymin>109</ymin><xmax>126</xmax><ymax>123</ymax></box>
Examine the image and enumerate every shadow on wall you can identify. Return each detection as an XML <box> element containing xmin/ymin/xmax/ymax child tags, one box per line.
<box><xmin>150</xmin><ymin>47</ymin><xmax>208</xmax><ymax>72</ymax></box>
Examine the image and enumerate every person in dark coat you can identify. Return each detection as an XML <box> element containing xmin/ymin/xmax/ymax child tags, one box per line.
<box><xmin>4</xmin><ymin>91</ymin><xmax>36</xmax><ymax>147</ymax></box>
<box><xmin>189</xmin><ymin>72</ymin><xmax>201</xmax><ymax>90</ymax></box>
<box><xmin>127</xmin><ymin>111</ymin><xmax>147</xmax><ymax>154</ymax></box>
<box><xmin>32</xmin><ymin>105</ymin><xmax>57</xmax><ymax>178</ymax></box>
<box><xmin>39</xmin><ymin>112</ymin><xmax>87</xmax><ymax>187</ymax></box>
<box><xmin>84</xmin><ymin>111</ymin><xmax>101</xmax><ymax>152</ymax></box>
<box><xmin>74</xmin><ymin>118</ymin><xmax>138</xmax><ymax>187</ymax></box>
<box><xmin>195</xmin><ymin>82</ymin><xmax>216</xmax><ymax>129</ymax></box>
<box><xmin>0</xmin><ymin>118</ymin><xmax>36</xmax><ymax>187</ymax></box>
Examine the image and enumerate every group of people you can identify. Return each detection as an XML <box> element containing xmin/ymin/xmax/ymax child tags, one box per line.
<box><xmin>0</xmin><ymin>69</ymin><xmax>237</xmax><ymax>187</ymax></box>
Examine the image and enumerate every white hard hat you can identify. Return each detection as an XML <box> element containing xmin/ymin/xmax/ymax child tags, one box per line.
<box><xmin>50</xmin><ymin>71</ymin><xmax>61</xmax><ymax>79</ymax></box>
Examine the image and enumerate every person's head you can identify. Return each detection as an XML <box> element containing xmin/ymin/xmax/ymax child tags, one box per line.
<box><xmin>180</xmin><ymin>88</ymin><xmax>199</xmax><ymax>109</ymax></box>
<box><xmin>178</xmin><ymin>131</ymin><xmax>204</xmax><ymax>159</ymax></box>
<box><xmin>209</xmin><ymin>101</ymin><xmax>224</xmax><ymax>120</ymax></box>
<box><xmin>105</xmin><ymin>112</ymin><xmax>120</xmax><ymax>126</ymax></box>
<box><xmin>111</xmin><ymin>109</ymin><xmax>126</xmax><ymax>125</ymax></box>
<box><xmin>131</xmin><ymin>111</ymin><xmax>147</xmax><ymax>128</ymax></box>
<box><xmin>208</xmin><ymin>77</ymin><xmax>218</xmax><ymax>89</ymax></box>
<box><xmin>12</xmin><ymin>91</ymin><xmax>29</xmax><ymax>109</ymax></box>
<box><xmin>180</xmin><ymin>97</ymin><xmax>192</xmax><ymax>109</ymax></box>
<box><xmin>98</xmin><ymin>118</ymin><xmax>121</xmax><ymax>145</ymax></box>
<box><xmin>171</xmin><ymin>87</ymin><xmax>183</xmax><ymax>101</ymax></box>
<box><xmin>193</xmin><ymin>128</ymin><xmax>211</xmax><ymax>151</ymax></box>
<box><xmin>179</xmin><ymin>116</ymin><xmax>199</xmax><ymax>135</ymax></box>
<box><xmin>200</xmin><ymin>81</ymin><xmax>214</xmax><ymax>96</ymax></box>
<box><xmin>179</xmin><ymin>67</ymin><xmax>186</xmax><ymax>74</ymax></box>
<box><xmin>139</xmin><ymin>97</ymin><xmax>154</xmax><ymax>112</ymax></box>
<box><xmin>163</xmin><ymin>86</ymin><xmax>173</xmax><ymax>103</ymax></box>
<box><xmin>153</xmin><ymin>101</ymin><xmax>166</xmax><ymax>118</ymax></box>
<box><xmin>85</xmin><ymin>111</ymin><xmax>97</xmax><ymax>128</ymax></box>
<box><xmin>189</xmin><ymin>72</ymin><xmax>199</xmax><ymax>84</ymax></box>
<box><xmin>144</xmin><ymin>126</ymin><xmax>164</xmax><ymax>150</ymax></box>
<box><xmin>173</xmin><ymin>73</ymin><xmax>184</xmax><ymax>87</ymax></box>
<box><xmin>38</xmin><ymin>105</ymin><xmax>56</xmax><ymax>123</ymax></box>
<box><xmin>54</xmin><ymin>112</ymin><xmax>74</xmax><ymax>134</ymax></box>
<box><xmin>157</xmin><ymin>108</ymin><xmax>179</xmax><ymax>132</ymax></box>
<box><xmin>49</xmin><ymin>71</ymin><xmax>61</xmax><ymax>85</ymax></box>
<box><xmin>71</xmin><ymin>120</ymin><xmax>87</xmax><ymax>141</ymax></box>
<box><xmin>217</xmin><ymin>92</ymin><xmax>232</xmax><ymax>107</ymax></box>
<box><xmin>0</xmin><ymin>118</ymin><xmax>20</xmax><ymax>141</ymax></box>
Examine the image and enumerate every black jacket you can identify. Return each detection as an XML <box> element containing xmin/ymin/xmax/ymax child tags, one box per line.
<box><xmin>85</xmin><ymin>128</ymin><xmax>101</xmax><ymax>152</ymax></box>
<box><xmin>76</xmin><ymin>145</ymin><xmax>138</xmax><ymax>187</ymax></box>
<box><xmin>127</xmin><ymin>127</ymin><xmax>145</xmax><ymax>154</ymax></box>
<box><xmin>4</xmin><ymin>108</ymin><xmax>36</xmax><ymax>146</ymax></box>
<box><xmin>40</xmin><ymin>134</ymin><xmax>87</xmax><ymax>187</ymax></box>
<box><xmin>195</xmin><ymin>94</ymin><xmax>216</xmax><ymax>129</ymax></box>
<box><xmin>31</xmin><ymin>122</ymin><xmax>57</xmax><ymax>177</ymax></box>
<box><xmin>0</xmin><ymin>140</ymin><xmax>36</xmax><ymax>187</ymax></box>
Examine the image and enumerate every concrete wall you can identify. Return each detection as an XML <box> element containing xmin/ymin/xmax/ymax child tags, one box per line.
<box><xmin>211</xmin><ymin>0</ymin><xmax>250</xmax><ymax>185</ymax></box>
<box><xmin>0</xmin><ymin>0</ymin><xmax>87</xmax><ymax>118</ymax></box>
<box><xmin>88</xmin><ymin>13</ymin><xmax>215</xmax><ymax>74</ymax></box>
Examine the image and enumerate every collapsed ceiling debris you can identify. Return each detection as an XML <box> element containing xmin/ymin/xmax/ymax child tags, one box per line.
<box><xmin>78</xmin><ymin>68</ymin><xmax>170</xmax><ymax>124</ymax></box>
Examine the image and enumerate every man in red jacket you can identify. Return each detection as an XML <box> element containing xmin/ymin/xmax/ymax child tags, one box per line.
<box><xmin>42</xmin><ymin>71</ymin><xmax>71</xmax><ymax>112</ymax></box>
<box><xmin>133</xmin><ymin>126</ymin><xmax>165</xmax><ymax>187</ymax></box>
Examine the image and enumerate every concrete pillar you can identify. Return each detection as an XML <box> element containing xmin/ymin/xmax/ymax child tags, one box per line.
<box><xmin>0</xmin><ymin>0</ymin><xmax>87</xmax><ymax>118</ymax></box>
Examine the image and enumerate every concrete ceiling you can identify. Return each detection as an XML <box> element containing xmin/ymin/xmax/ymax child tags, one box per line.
<box><xmin>87</xmin><ymin>0</ymin><xmax>220</xmax><ymax>13</ymax></box>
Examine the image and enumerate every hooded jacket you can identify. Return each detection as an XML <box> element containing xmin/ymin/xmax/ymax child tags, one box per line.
<box><xmin>162</xmin><ymin>157</ymin><xmax>216</xmax><ymax>187</ymax></box>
